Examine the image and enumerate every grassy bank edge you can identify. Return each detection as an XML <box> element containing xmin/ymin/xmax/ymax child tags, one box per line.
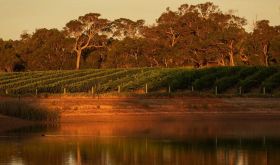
<box><xmin>0</xmin><ymin>100</ymin><xmax>60</xmax><ymax>122</ymax></box>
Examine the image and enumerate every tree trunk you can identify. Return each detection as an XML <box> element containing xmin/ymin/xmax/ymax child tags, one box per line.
<box><xmin>4</xmin><ymin>66</ymin><xmax>13</xmax><ymax>72</ymax></box>
<box><xmin>152</xmin><ymin>57</ymin><xmax>159</xmax><ymax>67</ymax></box>
<box><xmin>263</xmin><ymin>43</ymin><xmax>270</xmax><ymax>67</ymax></box>
<box><xmin>265</xmin><ymin>56</ymin><xmax>269</xmax><ymax>66</ymax></box>
<box><xmin>171</xmin><ymin>36</ymin><xmax>176</xmax><ymax>47</ymax></box>
<box><xmin>229</xmin><ymin>52</ymin><xmax>235</xmax><ymax>66</ymax></box>
<box><xmin>240</xmin><ymin>55</ymin><xmax>250</xmax><ymax>65</ymax></box>
<box><xmin>166</xmin><ymin>27</ymin><xmax>179</xmax><ymax>48</ymax></box>
<box><xmin>75</xmin><ymin>50</ymin><xmax>82</xmax><ymax>70</ymax></box>
<box><xmin>218</xmin><ymin>58</ymin><xmax>226</xmax><ymax>66</ymax></box>
<box><xmin>163</xmin><ymin>58</ymin><xmax>168</xmax><ymax>68</ymax></box>
<box><xmin>73</xmin><ymin>32</ymin><xmax>96</xmax><ymax>70</ymax></box>
<box><xmin>132</xmin><ymin>51</ymin><xmax>139</xmax><ymax>67</ymax></box>
<box><xmin>228</xmin><ymin>41</ymin><xmax>235</xmax><ymax>66</ymax></box>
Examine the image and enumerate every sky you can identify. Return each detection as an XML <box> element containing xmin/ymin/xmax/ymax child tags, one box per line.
<box><xmin>0</xmin><ymin>0</ymin><xmax>279</xmax><ymax>40</ymax></box>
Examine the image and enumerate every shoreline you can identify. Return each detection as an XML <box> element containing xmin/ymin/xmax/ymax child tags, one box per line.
<box><xmin>0</xmin><ymin>115</ymin><xmax>34</xmax><ymax>133</ymax></box>
<box><xmin>61</xmin><ymin>112</ymin><xmax>280</xmax><ymax>123</ymax></box>
<box><xmin>1</xmin><ymin>95</ymin><xmax>280</xmax><ymax>130</ymax></box>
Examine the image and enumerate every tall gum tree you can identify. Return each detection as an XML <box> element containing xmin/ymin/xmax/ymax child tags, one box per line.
<box><xmin>111</xmin><ymin>18</ymin><xmax>145</xmax><ymax>39</ymax></box>
<box><xmin>251</xmin><ymin>20</ymin><xmax>279</xmax><ymax>66</ymax></box>
<box><xmin>0</xmin><ymin>40</ymin><xmax>21</xmax><ymax>72</ymax></box>
<box><xmin>64</xmin><ymin>13</ymin><xmax>110</xmax><ymax>70</ymax></box>
<box><xmin>177</xmin><ymin>3</ymin><xmax>247</xmax><ymax>67</ymax></box>
<box><xmin>177</xmin><ymin>3</ymin><xmax>223</xmax><ymax>67</ymax></box>
<box><xmin>142</xmin><ymin>8</ymin><xmax>182</xmax><ymax>67</ymax></box>
<box><xmin>18</xmin><ymin>29</ymin><xmax>73</xmax><ymax>70</ymax></box>
<box><xmin>212</xmin><ymin>12</ymin><xmax>247</xmax><ymax>66</ymax></box>
<box><xmin>110</xmin><ymin>18</ymin><xmax>146</xmax><ymax>67</ymax></box>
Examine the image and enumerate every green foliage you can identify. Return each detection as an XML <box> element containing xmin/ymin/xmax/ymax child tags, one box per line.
<box><xmin>0</xmin><ymin>72</ymin><xmax>28</xmax><ymax>82</ymax></box>
<box><xmin>148</xmin><ymin>68</ymin><xmax>190</xmax><ymax>91</ymax></box>
<box><xmin>239</xmin><ymin>67</ymin><xmax>278</xmax><ymax>93</ymax></box>
<box><xmin>262</xmin><ymin>72</ymin><xmax>280</xmax><ymax>93</ymax></box>
<box><xmin>98</xmin><ymin>68</ymin><xmax>153</xmax><ymax>92</ymax></box>
<box><xmin>67</xmin><ymin>69</ymin><xmax>138</xmax><ymax>93</ymax></box>
<box><xmin>193</xmin><ymin>67</ymin><xmax>241</xmax><ymax>91</ymax></box>
<box><xmin>121</xmin><ymin>68</ymin><xmax>172</xmax><ymax>91</ymax></box>
<box><xmin>215</xmin><ymin>67</ymin><xmax>259</xmax><ymax>93</ymax></box>
<box><xmin>12</xmin><ymin>69</ymin><xmax>103</xmax><ymax>94</ymax></box>
<box><xmin>0</xmin><ymin>71</ymin><xmax>47</xmax><ymax>85</ymax></box>
<box><xmin>1</xmin><ymin>67</ymin><xmax>280</xmax><ymax>95</ymax></box>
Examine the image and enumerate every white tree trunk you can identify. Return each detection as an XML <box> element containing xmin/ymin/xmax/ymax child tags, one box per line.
<box><xmin>228</xmin><ymin>41</ymin><xmax>235</xmax><ymax>66</ymax></box>
<box><xmin>75</xmin><ymin>50</ymin><xmax>82</xmax><ymax>70</ymax></box>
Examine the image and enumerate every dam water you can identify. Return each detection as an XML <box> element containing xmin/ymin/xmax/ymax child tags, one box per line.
<box><xmin>0</xmin><ymin>119</ymin><xmax>280</xmax><ymax>165</ymax></box>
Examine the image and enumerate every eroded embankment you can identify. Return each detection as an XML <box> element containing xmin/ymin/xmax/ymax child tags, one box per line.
<box><xmin>1</xmin><ymin>96</ymin><xmax>280</xmax><ymax>123</ymax></box>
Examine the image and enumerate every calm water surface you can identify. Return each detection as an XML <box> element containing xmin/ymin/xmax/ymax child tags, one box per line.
<box><xmin>1</xmin><ymin>119</ymin><xmax>280</xmax><ymax>165</ymax></box>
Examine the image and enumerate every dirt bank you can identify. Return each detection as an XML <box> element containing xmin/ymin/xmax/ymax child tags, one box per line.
<box><xmin>1</xmin><ymin>96</ymin><xmax>280</xmax><ymax>123</ymax></box>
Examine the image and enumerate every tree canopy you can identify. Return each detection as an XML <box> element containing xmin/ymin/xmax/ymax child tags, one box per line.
<box><xmin>1</xmin><ymin>2</ymin><xmax>280</xmax><ymax>72</ymax></box>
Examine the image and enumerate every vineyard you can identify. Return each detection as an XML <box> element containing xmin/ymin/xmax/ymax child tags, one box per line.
<box><xmin>0</xmin><ymin>67</ymin><xmax>280</xmax><ymax>96</ymax></box>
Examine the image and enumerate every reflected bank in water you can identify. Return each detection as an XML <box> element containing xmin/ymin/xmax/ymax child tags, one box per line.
<box><xmin>1</xmin><ymin>119</ymin><xmax>280</xmax><ymax>165</ymax></box>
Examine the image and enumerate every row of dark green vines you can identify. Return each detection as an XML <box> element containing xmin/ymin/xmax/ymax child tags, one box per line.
<box><xmin>0</xmin><ymin>67</ymin><xmax>280</xmax><ymax>96</ymax></box>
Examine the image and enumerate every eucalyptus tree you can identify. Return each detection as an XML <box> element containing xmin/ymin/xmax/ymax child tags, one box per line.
<box><xmin>270</xmin><ymin>26</ymin><xmax>280</xmax><ymax>64</ymax></box>
<box><xmin>64</xmin><ymin>13</ymin><xmax>111</xmax><ymax>70</ymax></box>
<box><xmin>141</xmin><ymin>8</ymin><xmax>183</xmax><ymax>67</ymax></box>
<box><xmin>210</xmin><ymin>12</ymin><xmax>247</xmax><ymax>66</ymax></box>
<box><xmin>111</xmin><ymin>18</ymin><xmax>145</xmax><ymax>39</ymax></box>
<box><xmin>17</xmin><ymin>28</ymin><xmax>73</xmax><ymax>71</ymax></box>
<box><xmin>250</xmin><ymin>20</ymin><xmax>280</xmax><ymax>66</ymax></box>
<box><xmin>0</xmin><ymin>39</ymin><xmax>21</xmax><ymax>72</ymax></box>
<box><xmin>176</xmin><ymin>2</ymin><xmax>223</xmax><ymax>67</ymax></box>
<box><xmin>176</xmin><ymin>3</ymin><xmax>247</xmax><ymax>67</ymax></box>
<box><xmin>106</xmin><ymin>18</ymin><xmax>146</xmax><ymax>67</ymax></box>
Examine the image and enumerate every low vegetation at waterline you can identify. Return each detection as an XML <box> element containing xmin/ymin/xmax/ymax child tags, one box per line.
<box><xmin>0</xmin><ymin>67</ymin><xmax>280</xmax><ymax>96</ymax></box>
<box><xmin>0</xmin><ymin>101</ymin><xmax>60</xmax><ymax>122</ymax></box>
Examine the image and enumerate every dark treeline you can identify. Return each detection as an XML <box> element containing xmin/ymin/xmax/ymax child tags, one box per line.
<box><xmin>1</xmin><ymin>2</ymin><xmax>280</xmax><ymax>72</ymax></box>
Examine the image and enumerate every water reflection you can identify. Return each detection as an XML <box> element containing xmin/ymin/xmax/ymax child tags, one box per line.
<box><xmin>1</xmin><ymin>120</ymin><xmax>280</xmax><ymax>165</ymax></box>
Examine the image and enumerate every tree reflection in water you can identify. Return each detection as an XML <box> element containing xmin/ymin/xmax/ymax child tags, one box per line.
<box><xmin>0</xmin><ymin>120</ymin><xmax>280</xmax><ymax>165</ymax></box>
